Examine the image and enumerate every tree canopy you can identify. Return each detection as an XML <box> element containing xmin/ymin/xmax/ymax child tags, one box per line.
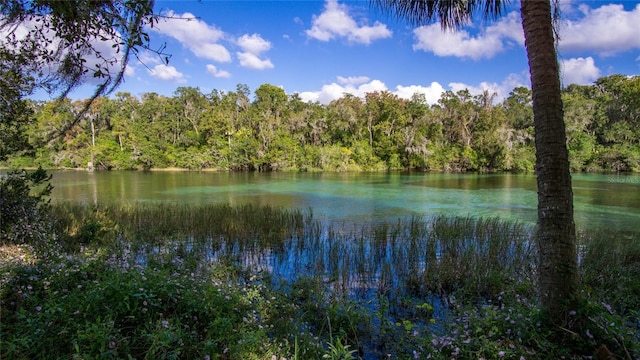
<box><xmin>4</xmin><ymin>77</ymin><xmax>638</xmax><ymax>172</ymax></box>
<box><xmin>0</xmin><ymin>0</ymin><xmax>159</xmax><ymax>99</ymax></box>
<box><xmin>0</xmin><ymin>0</ymin><xmax>162</xmax><ymax>159</ymax></box>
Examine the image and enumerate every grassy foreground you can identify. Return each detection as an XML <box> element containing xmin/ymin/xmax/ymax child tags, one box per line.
<box><xmin>1</xmin><ymin>203</ymin><xmax>638</xmax><ymax>359</ymax></box>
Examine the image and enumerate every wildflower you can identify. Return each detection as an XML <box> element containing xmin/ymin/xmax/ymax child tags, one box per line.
<box><xmin>586</xmin><ymin>329</ymin><xmax>593</xmax><ymax>339</ymax></box>
<box><xmin>204</xmin><ymin>355</ymin><xmax>211</xmax><ymax>360</ymax></box>
<box><xmin>161</xmin><ymin>320</ymin><xmax>169</xmax><ymax>328</ymax></box>
<box><xmin>498</xmin><ymin>351</ymin><xmax>506</xmax><ymax>357</ymax></box>
<box><xmin>568</xmin><ymin>310</ymin><xmax>577</xmax><ymax>316</ymax></box>
<box><xmin>35</xmin><ymin>306</ymin><xmax>42</xmax><ymax>312</ymax></box>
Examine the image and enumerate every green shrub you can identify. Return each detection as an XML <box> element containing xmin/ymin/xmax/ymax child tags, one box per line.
<box><xmin>0</xmin><ymin>167</ymin><xmax>53</xmax><ymax>247</ymax></box>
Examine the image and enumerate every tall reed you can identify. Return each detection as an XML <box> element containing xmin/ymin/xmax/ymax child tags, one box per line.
<box><xmin>51</xmin><ymin>203</ymin><xmax>536</xmax><ymax>308</ymax></box>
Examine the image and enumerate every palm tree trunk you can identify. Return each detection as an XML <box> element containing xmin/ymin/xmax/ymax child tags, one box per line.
<box><xmin>520</xmin><ymin>0</ymin><xmax>578</xmax><ymax>320</ymax></box>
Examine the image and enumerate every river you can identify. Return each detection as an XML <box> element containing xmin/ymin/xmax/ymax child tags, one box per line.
<box><xmin>48</xmin><ymin>171</ymin><xmax>640</xmax><ymax>234</ymax></box>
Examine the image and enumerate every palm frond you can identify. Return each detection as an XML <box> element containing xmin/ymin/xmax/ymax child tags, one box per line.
<box><xmin>373</xmin><ymin>0</ymin><xmax>509</xmax><ymax>29</ymax></box>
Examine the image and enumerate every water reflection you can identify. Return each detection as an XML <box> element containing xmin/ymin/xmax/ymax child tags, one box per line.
<box><xmin>49</xmin><ymin>171</ymin><xmax>640</xmax><ymax>233</ymax></box>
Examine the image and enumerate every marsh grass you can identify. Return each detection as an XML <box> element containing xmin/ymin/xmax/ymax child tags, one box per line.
<box><xmin>1</xmin><ymin>203</ymin><xmax>638</xmax><ymax>359</ymax></box>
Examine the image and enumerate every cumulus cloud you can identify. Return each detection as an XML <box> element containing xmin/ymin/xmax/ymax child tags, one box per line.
<box><xmin>559</xmin><ymin>4</ymin><xmax>640</xmax><ymax>56</ymax></box>
<box><xmin>236</xmin><ymin>33</ymin><xmax>274</xmax><ymax>70</ymax></box>
<box><xmin>297</xmin><ymin>72</ymin><xmax>528</xmax><ymax>106</ymax></box>
<box><xmin>306</xmin><ymin>0</ymin><xmax>392</xmax><ymax>44</ymax></box>
<box><xmin>237</xmin><ymin>52</ymin><xmax>274</xmax><ymax>70</ymax></box>
<box><xmin>152</xmin><ymin>11</ymin><xmax>231</xmax><ymax>62</ymax></box>
<box><xmin>337</xmin><ymin>75</ymin><xmax>370</xmax><ymax>85</ymax></box>
<box><xmin>298</xmin><ymin>78</ymin><xmax>387</xmax><ymax>104</ymax></box>
<box><xmin>148</xmin><ymin>64</ymin><xmax>186</xmax><ymax>83</ymax></box>
<box><xmin>298</xmin><ymin>77</ymin><xmax>447</xmax><ymax>105</ymax></box>
<box><xmin>560</xmin><ymin>57</ymin><xmax>601</xmax><ymax>85</ymax></box>
<box><xmin>394</xmin><ymin>83</ymin><xmax>445</xmax><ymax>105</ymax></box>
<box><xmin>238</xmin><ymin>34</ymin><xmax>271</xmax><ymax>54</ymax></box>
<box><xmin>0</xmin><ymin>17</ymin><xmax>137</xmax><ymax>86</ymax></box>
<box><xmin>448</xmin><ymin>72</ymin><xmax>528</xmax><ymax>103</ymax></box>
<box><xmin>137</xmin><ymin>51</ymin><xmax>163</xmax><ymax>66</ymax></box>
<box><xmin>206</xmin><ymin>64</ymin><xmax>231</xmax><ymax>78</ymax></box>
<box><xmin>124</xmin><ymin>65</ymin><xmax>135</xmax><ymax>77</ymax></box>
<box><xmin>413</xmin><ymin>11</ymin><xmax>522</xmax><ymax>60</ymax></box>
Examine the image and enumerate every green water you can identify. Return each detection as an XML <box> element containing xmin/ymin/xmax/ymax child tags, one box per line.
<box><xmin>49</xmin><ymin>171</ymin><xmax>640</xmax><ymax>233</ymax></box>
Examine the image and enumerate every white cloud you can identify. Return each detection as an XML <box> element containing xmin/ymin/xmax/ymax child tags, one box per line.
<box><xmin>337</xmin><ymin>75</ymin><xmax>370</xmax><ymax>85</ymax></box>
<box><xmin>124</xmin><ymin>65</ymin><xmax>135</xmax><ymax>77</ymax></box>
<box><xmin>559</xmin><ymin>4</ymin><xmax>640</xmax><ymax>56</ymax></box>
<box><xmin>413</xmin><ymin>11</ymin><xmax>522</xmax><ymax>60</ymax></box>
<box><xmin>238</xmin><ymin>34</ymin><xmax>271</xmax><ymax>54</ymax></box>
<box><xmin>0</xmin><ymin>17</ymin><xmax>136</xmax><ymax>85</ymax></box>
<box><xmin>147</xmin><ymin>64</ymin><xmax>186</xmax><ymax>83</ymax></box>
<box><xmin>299</xmin><ymin>78</ymin><xmax>443</xmax><ymax>105</ymax></box>
<box><xmin>137</xmin><ymin>51</ymin><xmax>163</xmax><ymax>66</ymax></box>
<box><xmin>153</xmin><ymin>11</ymin><xmax>231</xmax><ymax>62</ymax></box>
<box><xmin>237</xmin><ymin>52</ymin><xmax>274</xmax><ymax>70</ymax></box>
<box><xmin>448</xmin><ymin>72</ymin><xmax>528</xmax><ymax>103</ymax></box>
<box><xmin>560</xmin><ymin>57</ymin><xmax>601</xmax><ymax>85</ymax></box>
<box><xmin>236</xmin><ymin>33</ymin><xmax>274</xmax><ymax>70</ymax></box>
<box><xmin>487</xmin><ymin>11</ymin><xmax>524</xmax><ymax>46</ymax></box>
<box><xmin>206</xmin><ymin>64</ymin><xmax>231</xmax><ymax>78</ymax></box>
<box><xmin>298</xmin><ymin>73</ymin><xmax>527</xmax><ymax>106</ymax></box>
<box><xmin>306</xmin><ymin>0</ymin><xmax>392</xmax><ymax>45</ymax></box>
<box><xmin>298</xmin><ymin>78</ymin><xmax>387</xmax><ymax>104</ymax></box>
<box><xmin>394</xmin><ymin>83</ymin><xmax>445</xmax><ymax>105</ymax></box>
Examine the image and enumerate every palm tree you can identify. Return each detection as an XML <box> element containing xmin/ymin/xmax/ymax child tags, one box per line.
<box><xmin>374</xmin><ymin>0</ymin><xmax>577</xmax><ymax>321</ymax></box>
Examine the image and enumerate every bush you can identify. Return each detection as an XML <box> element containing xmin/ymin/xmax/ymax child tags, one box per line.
<box><xmin>0</xmin><ymin>167</ymin><xmax>53</xmax><ymax>247</ymax></box>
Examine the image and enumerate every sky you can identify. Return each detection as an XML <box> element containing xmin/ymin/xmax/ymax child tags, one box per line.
<box><xmin>49</xmin><ymin>1</ymin><xmax>640</xmax><ymax>104</ymax></box>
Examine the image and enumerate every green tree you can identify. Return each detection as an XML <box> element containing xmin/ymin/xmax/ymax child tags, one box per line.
<box><xmin>364</xmin><ymin>91</ymin><xmax>408</xmax><ymax>168</ymax></box>
<box><xmin>433</xmin><ymin>89</ymin><xmax>481</xmax><ymax>170</ymax></box>
<box><xmin>1</xmin><ymin>0</ymin><xmax>166</xmax><ymax>165</ymax></box>
<box><xmin>592</xmin><ymin>75</ymin><xmax>640</xmax><ymax>171</ymax></box>
<box><xmin>502</xmin><ymin>86</ymin><xmax>534</xmax><ymax>171</ymax></box>
<box><xmin>401</xmin><ymin>93</ymin><xmax>433</xmax><ymax>169</ymax></box>
<box><xmin>562</xmin><ymin>86</ymin><xmax>599</xmax><ymax>171</ymax></box>
<box><xmin>251</xmin><ymin>84</ymin><xmax>289</xmax><ymax>170</ymax></box>
<box><xmin>0</xmin><ymin>55</ymin><xmax>33</xmax><ymax>160</ymax></box>
<box><xmin>326</xmin><ymin>94</ymin><xmax>366</xmax><ymax>147</ymax></box>
<box><xmin>1</xmin><ymin>0</ymin><xmax>159</xmax><ymax>101</ymax></box>
<box><xmin>375</xmin><ymin>0</ymin><xmax>578</xmax><ymax>321</ymax></box>
<box><xmin>472</xmin><ymin>93</ymin><xmax>509</xmax><ymax>171</ymax></box>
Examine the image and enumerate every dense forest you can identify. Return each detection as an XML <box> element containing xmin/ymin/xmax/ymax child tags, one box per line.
<box><xmin>4</xmin><ymin>74</ymin><xmax>639</xmax><ymax>172</ymax></box>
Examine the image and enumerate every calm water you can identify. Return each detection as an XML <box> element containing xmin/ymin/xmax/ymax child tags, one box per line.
<box><xmin>48</xmin><ymin>171</ymin><xmax>640</xmax><ymax>234</ymax></box>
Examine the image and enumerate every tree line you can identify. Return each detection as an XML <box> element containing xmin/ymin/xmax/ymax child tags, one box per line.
<box><xmin>3</xmin><ymin>74</ymin><xmax>638</xmax><ymax>173</ymax></box>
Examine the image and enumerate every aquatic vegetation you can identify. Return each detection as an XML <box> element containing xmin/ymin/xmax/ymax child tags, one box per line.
<box><xmin>1</xmin><ymin>203</ymin><xmax>638</xmax><ymax>359</ymax></box>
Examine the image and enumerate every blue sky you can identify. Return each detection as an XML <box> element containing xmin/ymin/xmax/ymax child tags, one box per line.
<box><xmin>67</xmin><ymin>1</ymin><xmax>640</xmax><ymax>104</ymax></box>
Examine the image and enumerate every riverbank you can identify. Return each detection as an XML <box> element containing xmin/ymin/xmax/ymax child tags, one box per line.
<box><xmin>2</xmin><ymin>202</ymin><xmax>638</xmax><ymax>359</ymax></box>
